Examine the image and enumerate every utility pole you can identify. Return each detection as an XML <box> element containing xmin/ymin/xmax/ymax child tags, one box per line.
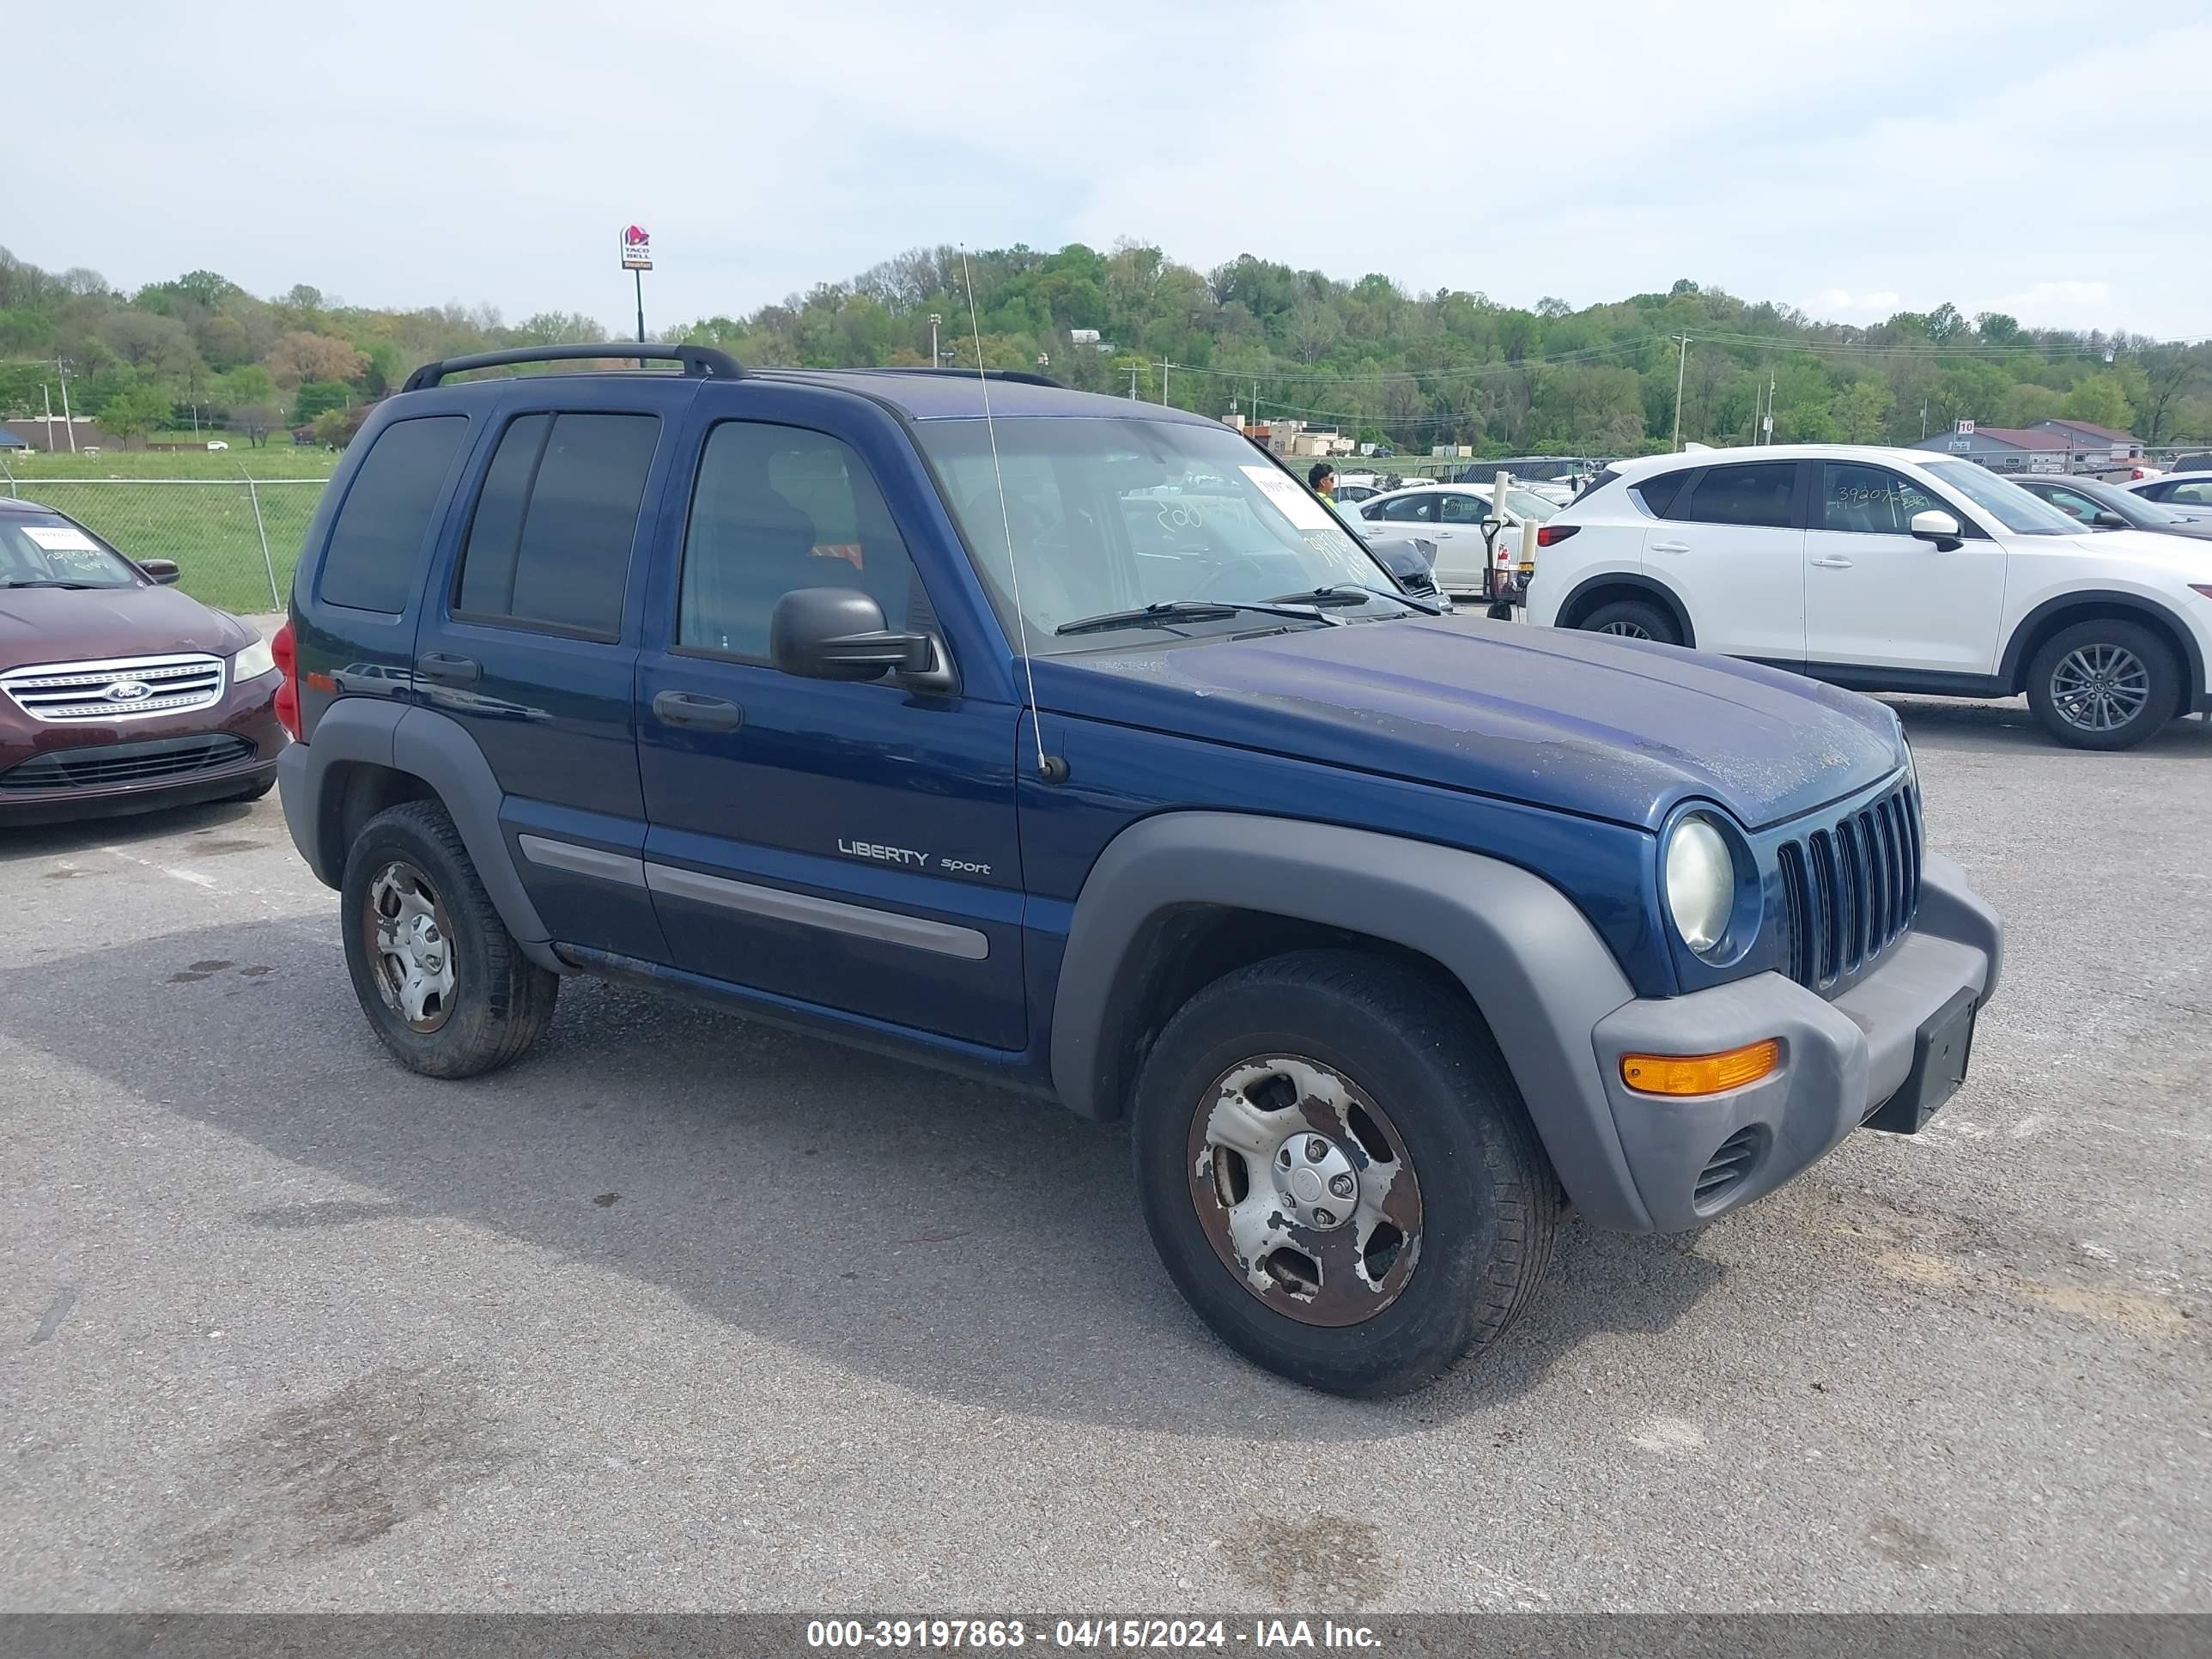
<box><xmin>1920</xmin><ymin>399</ymin><xmax>1929</xmax><ymax>439</ymax></box>
<box><xmin>1765</xmin><ymin>371</ymin><xmax>1776</xmax><ymax>443</ymax></box>
<box><xmin>1671</xmin><ymin>334</ymin><xmax>1690</xmax><ymax>451</ymax></box>
<box><xmin>1127</xmin><ymin>364</ymin><xmax>1139</xmax><ymax>399</ymax></box>
<box><xmin>41</xmin><ymin>384</ymin><xmax>54</xmax><ymax>452</ymax></box>
<box><xmin>1158</xmin><ymin>358</ymin><xmax>1170</xmax><ymax>407</ymax></box>
<box><xmin>929</xmin><ymin>313</ymin><xmax>942</xmax><ymax>369</ymax></box>
<box><xmin>56</xmin><ymin>359</ymin><xmax>76</xmax><ymax>453</ymax></box>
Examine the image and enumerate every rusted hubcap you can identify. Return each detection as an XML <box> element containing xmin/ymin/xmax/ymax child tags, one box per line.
<box><xmin>1187</xmin><ymin>1054</ymin><xmax>1423</xmax><ymax>1327</ymax></box>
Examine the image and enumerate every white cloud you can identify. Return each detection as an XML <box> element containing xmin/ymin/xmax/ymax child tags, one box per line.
<box><xmin>1809</xmin><ymin>289</ymin><xmax>1904</xmax><ymax>316</ymax></box>
<box><xmin>1984</xmin><ymin>282</ymin><xmax>2118</xmax><ymax>330</ymax></box>
<box><xmin>6</xmin><ymin>1</ymin><xmax>2209</xmax><ymax>339</ymax></box>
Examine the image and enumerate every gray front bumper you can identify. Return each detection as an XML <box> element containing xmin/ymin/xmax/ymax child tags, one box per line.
<box><xmin>1586</xmin><ymin>852</ymin><xmax>2000</xmax><ymax>1233</ymax></box>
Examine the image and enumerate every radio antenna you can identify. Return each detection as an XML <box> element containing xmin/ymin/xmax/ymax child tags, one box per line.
<box><xmin>960</xmin><ymin>246</ymin><xmax>1062</xmax><ymax>782</ymax></box>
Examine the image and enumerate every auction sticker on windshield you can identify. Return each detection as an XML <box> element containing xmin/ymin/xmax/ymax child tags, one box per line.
<box><xmin>23</xmin><ymin>526</ymin><xmax>100</xmax><ymax>551</ymax></box>
<box><xmin>1239</xmin><ymin>465</ymin><xmax>1335</xmax><ymax>532</ymax></box>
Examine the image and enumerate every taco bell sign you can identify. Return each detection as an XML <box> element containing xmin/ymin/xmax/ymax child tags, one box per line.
<box><xmin>620</xmin><ymin>226</ymin><xmax>653</xmax><ymax>271</ymax></box>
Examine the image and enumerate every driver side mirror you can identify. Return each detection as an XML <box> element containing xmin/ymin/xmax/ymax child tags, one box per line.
<box><xmin>139</xmin><ymin>558</ymin><xmax>180</xmax><ymax>586</ymax></box>
<box><xmin>770</xmin><ymin>587</ymin><xmax>947</xmax><ymax>688</ymax></box>
<box><xmin>2092</xmin><ymin>509</ymin><xmax>2128</xmax><ymax>529</ymax></box>
<box><xmin>1909</xmin><ymin>509</ymin><xmax>1962</xmax><ymax>551</ymax></box>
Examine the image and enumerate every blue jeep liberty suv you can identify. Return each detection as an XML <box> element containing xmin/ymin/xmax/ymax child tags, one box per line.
<box><xmin>275</xmin><ymin>344</ymin><xmax>2002</xmax><ymax>1395</ymax></box>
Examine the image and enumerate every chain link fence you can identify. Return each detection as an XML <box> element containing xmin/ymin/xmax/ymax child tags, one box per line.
<box><xmin>0</xmin><ymin>470</ymin><xmax>330</xmax><ymax>615</ymax></box>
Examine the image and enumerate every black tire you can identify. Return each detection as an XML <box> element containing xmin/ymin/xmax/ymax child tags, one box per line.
<box><xmin>1131</xmin><ymin>949</ymin><xmax>1558</xmax><ymax>1397</ymax></box>
<box><xmin>1577</xmin><ymin>598</ymin><xmax>1680</xmax><ymax>646</ymax></box>
<box><xmin>339</xmin><ymin>799</ymin><xmax>557</xmax><ymax>1078</ymax></box>
<box><xmin>2025</xmin><ymin>618</ymin><xmax>2179</xmax><ymax>750</ymax></box>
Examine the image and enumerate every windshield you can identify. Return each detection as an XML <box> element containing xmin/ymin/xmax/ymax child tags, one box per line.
<box><xmin>1922</xmin><ymin>461</ymin><xmax>2085</xmax><ymax>536</ymax></box>
<box><xmin>0</xmin><ymin>513</ymin><xmax>142</xmax><ymax>587</ymax></box>
<box><xmin>915</xmin><ymin>416</ymin><xmax>1404</xmax><ymax>650</ymax></box>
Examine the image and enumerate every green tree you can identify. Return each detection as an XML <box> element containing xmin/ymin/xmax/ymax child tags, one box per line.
<box><xmin>310</xmin><ymin>408</ymin><xmax>353</xmax><ymax>447</ymax></box>
<box><xmin>94</xmin><ymin>378</ymin><xmax>173</xmax><ymax>447</ymax></box>
<box><xmin>1833</xmin><ymin>380</ymin><xmax>1893</xmax><ymax>444</ymax></box>
<box><xmin>293</xmin><ymin>380</ymin><xmax>350</xmax><ymax>424</ymax></box>
<box><xmin>2061</xmin><ymin>374</ymin><xmax>2134</xmax><ymax>431</ymax></box>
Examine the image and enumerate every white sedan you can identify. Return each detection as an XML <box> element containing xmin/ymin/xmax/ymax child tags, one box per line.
<box><xmin>1352</xmin><ymin>483</ymin><xmax>1560</xmax><ymax>601</ymax></box>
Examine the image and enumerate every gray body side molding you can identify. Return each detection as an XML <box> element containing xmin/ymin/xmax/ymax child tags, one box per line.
<box><xmin>1048</xmin><ymin>811</ymin><xmax>1654</xmax><ymax>1231</ymax></box>
<box><xmin>277</xmin><ymin>699</ymin><xmax>562</xmax><ymax>972</ymax></box>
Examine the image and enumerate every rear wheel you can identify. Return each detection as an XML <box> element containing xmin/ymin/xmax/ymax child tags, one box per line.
<box><xmin>1577</xmin><ymin>598</ymin><xmax>1680</xmax><ymax>646</ymax></box>
<box><xmin>2025</xmin><ymin>618</ymin><xmax>2178</xmax><ymax>750</ymax></box>
<box><xmin>1131</xmin><ymin>950</ymin><xmax>1558</xmax><ymax>1396</ymax></box>
<box><xmin>340</xmin><ymin>800</ymin><xmax>558</xmax><ymax>1077</ymax></box>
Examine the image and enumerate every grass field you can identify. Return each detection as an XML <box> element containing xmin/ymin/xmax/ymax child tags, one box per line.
<box><xmin>1</xmin><ymin>446</ymin><xmax>337</xmax><ymax>482</ymax></box>
<box><xmin>6</xmin><ymin>477</ymin><xmax>326</xmax><ymax>612</ymax></box>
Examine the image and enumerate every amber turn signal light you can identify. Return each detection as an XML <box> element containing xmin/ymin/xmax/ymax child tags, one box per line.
<box><xmin>1620</xmin><ymin>1039</ymin><xmax>1781</xmax><ymax>1097</ymax></box>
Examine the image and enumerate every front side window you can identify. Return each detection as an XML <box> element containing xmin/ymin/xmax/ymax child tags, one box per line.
<box><xmin>915</xmin><ymin>416</ymin><xmax>1400</xmax><ymax>650</ymax></box>
<box><xmin>454</xmin><ymin>411</ymin><xmax>659</xmax><ymax>638</ymax></box>
<box><xmin>1681</xmin><ymin>462</ymin><xmax>1796</xmax><ymax>529</ymax></box>
<box><xmin>320</xmin><ymin>415</ymin><xmax>471</xmax><ymax>613</ymax></box>
<box><xmin>0</xmin><ymin>513</ymin><xmax>140</xmax><ymax>589</ymax></box>
<box><xmin>1438</xmin><ymin>493</ymin><xmax>1492</xmax><ymax>525</ymax></box>
<box><xmin>2033</xmin><ymin>483</ymin><xmax>2106</xmax><ymax>525</ymax></box>
<box><xmin>1820</xmin><ymin>464</ymin><xmax>1942</xmax><ymax>533</ymax></box>
<box><xmin>678</xmin><ymin>421</ymin><xmax>918</xmax><ymax>660</ymax></box>
<box><xmin>1921</xmin><ymin>460</ymin><xmax>2082</xmax><ymax>535</ymax></box>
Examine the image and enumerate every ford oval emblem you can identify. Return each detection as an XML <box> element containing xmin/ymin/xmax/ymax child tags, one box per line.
<box><xmin>104</xmin><ymin>679</ymin><xmax>154</xmax><ymax>703</ymax></box>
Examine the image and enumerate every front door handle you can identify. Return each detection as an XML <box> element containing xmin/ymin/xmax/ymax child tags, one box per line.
<box><xmin>653</xmin><ymin>690</ymin><xmax>744</xmax><ymax>732</ymax></box>
<box><xmin>1649</xmin><ymin>540</ymin><xmax>1690</xmax><ymax>555</ymax></box>
<box><xmin>1810</xmin><ymin>556</ymin><xmax>1854</xmax><ymax>569</ymax></box>
<box><xmin>416</xmin><ymin>653</ymin><xmax>480</xmax><ymax>685</ymax></box>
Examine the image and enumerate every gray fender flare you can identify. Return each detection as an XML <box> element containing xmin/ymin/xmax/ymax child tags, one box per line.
<box><xmin>278</xmin><ymin>699</ymin><xmax>559</xmax><ymax>969</ymax></box>
<box><xmin>1048</xmin><ymin>811</ymin><xmax>1656</xmax><ymax>1231</ymax></box>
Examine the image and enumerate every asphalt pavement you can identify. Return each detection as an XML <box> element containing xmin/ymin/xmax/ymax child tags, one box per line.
<box><xmin>3</xmin><ymin>696</ymin><xmax>2207</xmax><ymax>1613</ymax></box>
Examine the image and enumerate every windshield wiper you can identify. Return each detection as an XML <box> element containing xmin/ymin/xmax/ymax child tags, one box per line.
<box><xmin>0</xmin><ymin>580</ymin><xmax>100</xmax><ymax>590</ymax></box>
<box><xmin>1054</xmin><ymin>599</ymin><xmax>1341</xmax><ymax>637</ymax></box>
<box><xmin>1268</xmin><ymin>584</ymin><xmax>1444</xmax><ymax>617</ymax></box>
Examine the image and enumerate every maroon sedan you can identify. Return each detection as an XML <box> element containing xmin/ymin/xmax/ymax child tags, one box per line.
<box><xmin>0</xmin><ymin>499</ymin><xmax>287</xmax><ymax>825</ymax></box>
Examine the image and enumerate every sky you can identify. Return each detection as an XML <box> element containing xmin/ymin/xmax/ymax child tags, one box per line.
<box><xmin>13</xmin><ymin>0</ymin><xmax>2209</xmax><ymax>341</ymax></box>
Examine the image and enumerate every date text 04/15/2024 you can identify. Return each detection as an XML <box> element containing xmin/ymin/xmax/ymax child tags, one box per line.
<box><xmin>804</xmin><ymin>1620</ymin><xmax>1382</xmax><ymax>1650</ymax></box>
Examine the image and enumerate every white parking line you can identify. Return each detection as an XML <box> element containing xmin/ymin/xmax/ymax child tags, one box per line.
<box><xmin>99</xmin><ymin>843</ymin><xmax>219</xmax><ymax>890</ymax></box>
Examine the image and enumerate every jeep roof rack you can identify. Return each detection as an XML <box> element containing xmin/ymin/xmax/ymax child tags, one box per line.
<box><xmin>801</xmin><ymin>365</ymin><xmax>1064</xmax><ymax>390</ymax></box>
<box><xmin>401</xmin><ymin>343</ymin><xmax>744</xmax><ymax>393</ymax></box>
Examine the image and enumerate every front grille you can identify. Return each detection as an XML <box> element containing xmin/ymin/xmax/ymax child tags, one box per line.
<box><xmin>0</xmin><ymin>732</ymin><xmax>255</xmax><ymax>793</ymax></box>
<box><xmin>1693</xmin><ymin>1126</ymin><xmax>1765</xmax><ymax>1212</ymax></box>
<box><xmin>2</xmin><ymin>653</ymin><xmax>227</xmax><ymax>723</ymax></box>
<box><xmin>1778</xmin><ymin>781</ymin><xmax>1922</xmax><ymax>993</ymax></box>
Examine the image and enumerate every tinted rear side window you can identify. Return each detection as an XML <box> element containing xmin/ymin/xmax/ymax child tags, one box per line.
<box><xmin>1682</xmin><ymin>461</ymin><xmax>1796</xmax><ymax>528</ymax></box>
<box><xmin>1632</xmin><ymin>469</ymin><xmax>1687</xmax><ymax>517</ymax></box>
<box><xmin>454</xmin><ymin>412</ymin><xmax>659</xmax><ymax>639</ymax></box>
<box><xmin>318</xmin><ymin>416</ymin><xmax>469</xmax><ymax>613</ymax></box>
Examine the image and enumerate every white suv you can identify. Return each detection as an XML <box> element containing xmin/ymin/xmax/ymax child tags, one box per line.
<box><xmin>1525</xmin><ymin>444</ymin><xmax>2212</xmax><ymax>750</ymax></box>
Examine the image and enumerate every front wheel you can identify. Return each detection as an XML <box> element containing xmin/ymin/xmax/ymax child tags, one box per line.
<box><xmin>2025</xmin><ymin>619</ymin><xmax>2179</xmax><ymax>750</ymax></box>
<box><xmin>1131</xmin><ymin>950</ymin><xmax>1558</xmax><ymax>1396</ymax></box>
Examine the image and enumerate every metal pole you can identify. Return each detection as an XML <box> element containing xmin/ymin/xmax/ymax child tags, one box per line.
<box><xmin>57</xmin><ymin>360</ymin><xmax>76</xmax><ymax>453</ymax></box>
<box><xmin>1159</xmin><ymin>358</ymin><xmax>1169</xmax><ymax>406</ymax></box>
<box><xmin>1671</xmin><ymin>335</ymin><xmax>1688</xmax><ymax>450</ymax></box>
<box><xmin>42</xmin><ymin>384</ymin><xmax>54</xmax><ymax>452</ymax></box>
<box><xmin>240</xmin><ymin>466</ymin><xmax>283</xmax><ymax>611</ymax></box>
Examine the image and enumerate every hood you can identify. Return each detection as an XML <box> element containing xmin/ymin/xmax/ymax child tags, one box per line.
<box><xmin>2062</xmin><ymin>526</ymin><xmax>2212</xmax><ymax>564</ymax></box>
<box><xmin>0</xmin><ymin>583</ymin><xmax>251</xmax><ymax>671</ymax></box>
<box><xmin>1036</xmin><ymin>615</ymin><xmax>1906</xmax><ymax>833</ymax></box>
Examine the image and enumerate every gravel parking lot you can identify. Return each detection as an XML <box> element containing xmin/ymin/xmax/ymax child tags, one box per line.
<box><xmin>3</xmin><ymin>697</ymin><xmax>2208</xmax><ymax>1613</ymax></box>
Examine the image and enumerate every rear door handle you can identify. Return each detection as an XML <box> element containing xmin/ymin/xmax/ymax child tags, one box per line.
<box><xmin>416</xmin><ymin>653</ymin><xmax>480</xmax><ymax>685</ymax></box>
<box><xmin>653</xmin><ymin>690</ymin><xmax>744</xmax><ymax>732</ymax></box>
<box><xmin>1649</xmin><ymin>540</ymin><xmax>1689</xmax><ymax>555</ymax></box>
<box><xmin>1810</xmin><ymin>556</ymin><xmax>1854</xmax><ymax>569</ymax></box>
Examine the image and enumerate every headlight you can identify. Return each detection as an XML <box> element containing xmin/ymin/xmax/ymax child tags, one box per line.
<box><xmin>1665</xmin><ymin>814</ymin><xmax>1735</xmax><ymax>957</ymax></box>
<box><xmin>233</xmin><ymin>636</ymin><xmax>276</xmax><ymax>681</ymax></box>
